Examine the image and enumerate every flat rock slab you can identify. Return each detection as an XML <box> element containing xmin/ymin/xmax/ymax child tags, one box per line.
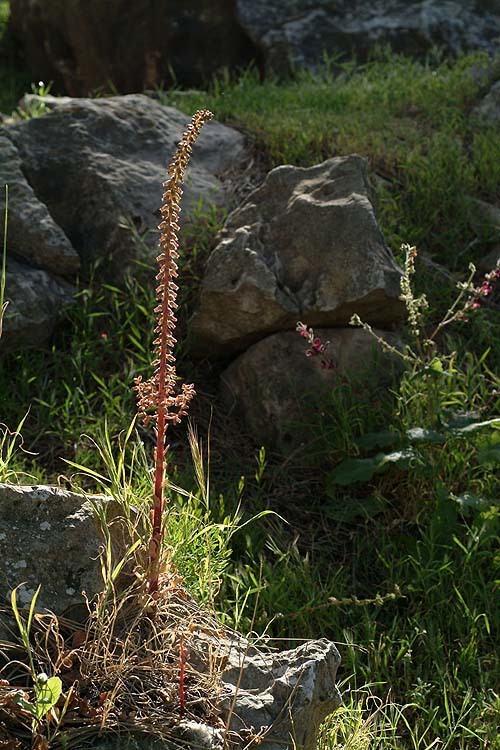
<box><xmin>7</xmin><ymin>94</ymin><xmax>247</xmax><ymax>273</ymax></box>
<box><xmin>0</xmin><ymin>483</ymin><xmax>124</xmax><ymax>614</ymax></box>
<box><xmin>191</xmin><ymin>155</ymin><xmax>404</xmax><ymax>356</ymax></box>
<box><xmin>221</xmin><ymin>327</ymin><xmax>403</xmax><ymax>448</ymax></box>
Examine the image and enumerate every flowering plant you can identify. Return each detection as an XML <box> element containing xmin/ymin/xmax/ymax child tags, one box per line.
<box><xmin>134</xmin><ymin>110</ymin><xmax>214</xmax><ymax>593</ymax></box>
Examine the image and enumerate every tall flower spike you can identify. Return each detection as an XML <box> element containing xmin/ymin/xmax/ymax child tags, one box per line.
<box><xmin>134</xmin><ymin>110</ymin><xmax>214</xmax><ymax>594</ymax></box>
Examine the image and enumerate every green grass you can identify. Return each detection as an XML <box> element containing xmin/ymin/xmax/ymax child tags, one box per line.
<box><xmin>1</xmin><ymin>50</ymin><xmax>500</xmax><ymax>748</ymax></box>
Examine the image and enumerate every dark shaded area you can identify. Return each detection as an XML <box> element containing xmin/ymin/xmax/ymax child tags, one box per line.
<box><xmin>7</xmin><ymin>0</ymin><xmax>261</xmax><ymax>96</ymax></box>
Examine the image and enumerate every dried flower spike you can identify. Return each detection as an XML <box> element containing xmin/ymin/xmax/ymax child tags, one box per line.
<box><xmin>134</xmin><ymin>109</ymin><xmax>214</xmax><ymax>593</ymax></box>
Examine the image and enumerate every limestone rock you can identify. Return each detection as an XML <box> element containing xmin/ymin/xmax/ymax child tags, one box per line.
<box><xmin>91</xmin><ymin>722</ymin><xmax>224</xmax><ymax>750</ymax></box>
<box><xmin>1</xmin><ymin>258</ymin><xmax>74</xmax><ymax>349</ymax></box>
<box><xmin>191</xmin><ymin>155</ymin><xmax>404</xmax><ymax>356</ymax></box>
<box><xmin>223</xmin><ymin>636</ymin><xmax>341</xmax><ymax>750</ymax></box>
<box><xmin>7</xmin><ymin>94</ymin><xmax>246</xmax><ymax>273</ymax></box>
<box><xmin>0</xmin><ymin>128</ymin><xmax>79</xmax><ymax>276</ymax></box>
<box><xmin>221</xmin><ymin>327</ymin><xmax>403</xmax><ymax>448</ymax></box>
<box><xmin>236</xmin><ymin>1</ymin><xmax>500</xmax><ymax>76</ymax></box>
<box><xmin>0</xmin><ymin>483</ymin><xmax>125</xmax><ymax>614</ymax></box>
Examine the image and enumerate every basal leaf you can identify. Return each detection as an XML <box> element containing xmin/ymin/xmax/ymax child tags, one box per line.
<box><xmin>355</xmin><ymin>431</ymin><xmax>400</xmax><ymax>450</ymax></box>
<box><xmin>451</xmin><ymin>417</ymin><xmax>500</xmax><ymax>434</ymax></box>
<box><xmin>329</xmin><ymin>449</ymin><xmax>418</xmax><ymax>486</ymax></box>
<box><xmin>477</xmin><ymin>445</ymin><xmax>500</xmax><ymax>466</ymax></box>
<box><xmin>328</xmin><ymin>456</ymin><xmax>383</xmax><ymax>485</ymax></box>
<box><xmin>324</xmin><ymin>495</ymin><xmax>387</xmax><ymax>521</ymax></box>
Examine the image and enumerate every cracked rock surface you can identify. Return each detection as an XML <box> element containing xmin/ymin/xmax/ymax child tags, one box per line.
<box><xmin>223</xmin><ymin>636</ymin><xmax>341</xmax><ymax>750</ymax></box>
<box><xmin>191</xmin><ymin>155</ymin><xmax>404</xmax><ymax>357</ymax></box>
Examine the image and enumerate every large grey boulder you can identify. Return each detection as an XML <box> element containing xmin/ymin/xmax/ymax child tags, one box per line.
<box><xmin>7</xmin><ymin>94</ymin><xmax>246</xmax><ymax>273</ymax></box>
<box><xmin>191</xmin><ymin>155</ymin><xmax>404</xmax><ymax>357</ymax></box>
<box><xmin>0</xmin><ymin>483</ymin><xmax>125</xmax><ymax>614</ymax></box>
<box><xmin>236</xmin><ymin>1</ymin><xmax>500</xmax><ymax>76</ymax></box>
<box><xmin>221</xmin><ymin>327</ymin><xmax>403</xmax><ymax>449</ymax></box>
<box><xmin>0</xmin><ymin>258</ymin><xmax>74</xmax><ymax>349</ymax></box>
<box><xmin>0</xmin><ymin>127</ymin><xmax>78</xmax><ymax>347</ymax></box>
<box><xmin>1</xmin><ymin>96</ymin><xmax>245</xmax><ymax>350</ymax></box>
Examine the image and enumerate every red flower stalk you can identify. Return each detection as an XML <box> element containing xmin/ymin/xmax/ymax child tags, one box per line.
<box><xmin>134</xmin><ymin>110</ymin><xmax>214</xmax><ymax>594</ymax></box>
<box><xmin>179</xmin><ymin>635</ymin><xmax>187</xmax><ymax>714</ymax></box>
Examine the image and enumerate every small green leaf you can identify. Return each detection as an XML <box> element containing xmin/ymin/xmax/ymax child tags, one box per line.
<box><xmin>329</xmin><ymin>449</ymin><xmax>418</xmax><ymax>486</ymax></box>
<box><xmin>428</xmin><ymin>357</ymin><xmax>445</xmax><ymax>373</ymax></box>
<box><xmin>324</xmin><ymin>495</ymin><xmax>387</xmax><ymax>521</ymax></box>
<box><xmin>34</xmin><ymin>675</ymin><xmax>62</xmax><ymax>720</ymax></box>
<box><xmin>11</xmin><ymin>693</ymin><xmax>36</xmax><ymax>716</ymax></box>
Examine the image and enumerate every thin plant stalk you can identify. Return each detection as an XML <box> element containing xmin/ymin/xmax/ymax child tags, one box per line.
<box><xmin>135</xmin><ymin>110</ymin><xmax>213</xmax><ymax>593</ymax></box>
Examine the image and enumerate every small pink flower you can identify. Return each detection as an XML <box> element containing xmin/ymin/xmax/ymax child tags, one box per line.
<box><xmin>311</xmin><ymin>337</ymin><xmax>325</xmax><ymax>353</ymax></box>
<box><xmin>297</xmin><ymin>321</ymin><xmax>335</xmax><ymax>370</ymax></box>
<box><xmin>321</xmin><ymin>359</ymin><xmax>335</xmax><ymax>370</ymax></box>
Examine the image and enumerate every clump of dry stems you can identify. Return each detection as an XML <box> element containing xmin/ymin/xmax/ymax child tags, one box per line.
<box><xmin>0</xmin><ymin>576</ymin><xmax>228</xmax><ymax>748</ymax></box>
